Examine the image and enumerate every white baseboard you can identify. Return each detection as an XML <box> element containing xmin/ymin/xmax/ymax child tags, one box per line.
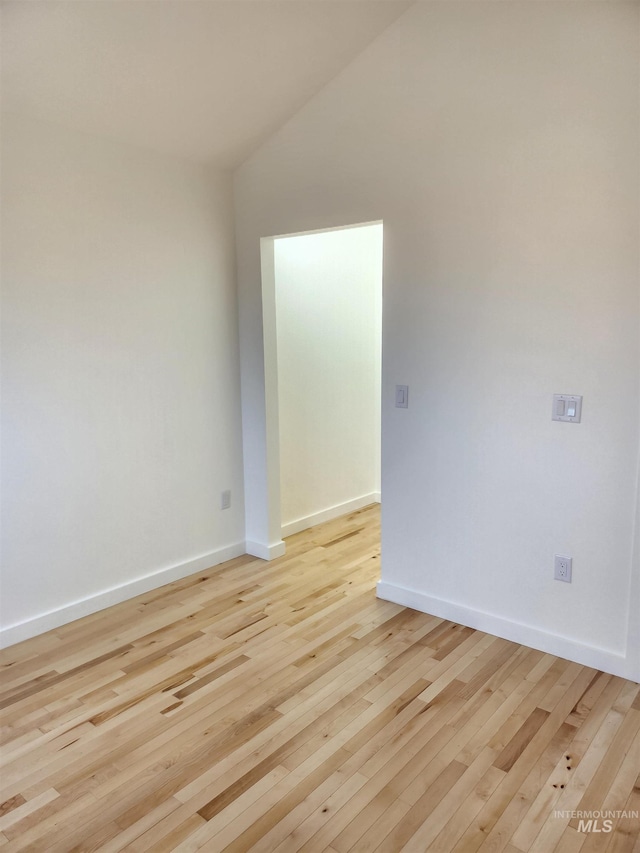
<box><xmin>245</xmin><ymin>539</ymin><xmax>286</xmax><ymax>561</ymax></box>
<box><xmin>281</xmin><ymin>492</ymin><xmax>381</xmax><ymax>538</ymax></box>
<box><xmin>377</xmin><ymin>580</ymin><xmax>638</xmax><ymax>682</ymax></box>
<box><xmin>0</xmin><ymin>542</ymin><xmax>246</xmax><ymax>649</ymax></box>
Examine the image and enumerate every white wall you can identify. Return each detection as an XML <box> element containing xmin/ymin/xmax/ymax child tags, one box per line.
<box><xmin>235</xmin><ymin>1</ymin><xmax>640</xmax><ymax>680</ymax></box>
<box><xmin>1</xmin><ymin>114</ymin><xmax>245</xmax><ymax>645</ymax></box>
<box><xmin>274</xmin><ymin>225</ymin><xmax>382</xmax><ymax>536</ymax></box>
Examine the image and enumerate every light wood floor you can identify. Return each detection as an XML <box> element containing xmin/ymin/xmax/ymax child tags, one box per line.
<box><xmin>1</xmin><ymin>505</ymin><xmax>639</xmax><ymax>852</ymax></box>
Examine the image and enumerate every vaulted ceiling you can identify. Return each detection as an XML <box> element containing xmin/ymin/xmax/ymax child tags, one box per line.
<box><xmin>1</xmin><ymin>0</ymin><xmax>412</xmax><ymax>168</ymax></box>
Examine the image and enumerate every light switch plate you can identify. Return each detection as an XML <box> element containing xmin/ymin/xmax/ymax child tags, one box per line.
<box><xmin>395</xmin><ymin>385</ymin><xmax>409</xmax><ymax>408</ymax></box>
<box><xmin>552</xmin><ymin>394</ymin><xmax>582</xmax><ymax>423</ymax></box>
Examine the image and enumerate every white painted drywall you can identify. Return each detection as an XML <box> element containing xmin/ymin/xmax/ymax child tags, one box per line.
<box><xmin>234</xmin><ymin>1</ymin><xmax>640</xmax><ymax>679</ymax></box>
<box><xmin>274</xmin><ymin>225</ymin><xmax>382</xmax><ymax>536</ymax></box>
<box><xmin>1</xmin><ymin>114</ymin><xmax>245</xmax><ymax>645</ymax></box>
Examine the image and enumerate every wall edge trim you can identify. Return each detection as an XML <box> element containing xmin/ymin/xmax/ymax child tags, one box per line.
<box><xmin>281</xmin><ymin>493</ymin><xmax>381</xmax><ymax>538</ymax></box>
<box><xmin>246</xmin><ymin>539</ymin><xmax>286</xmax><ymax>560</ymax></box>
<box><xmin>377</xmin><ymin>580</ymin><xmax>638</xmax><ymax>682</ymax></box>
<box><xmin>0</xmin><ymin>542</ymin><xmax>247</xmax><ymax>649</ymax></box>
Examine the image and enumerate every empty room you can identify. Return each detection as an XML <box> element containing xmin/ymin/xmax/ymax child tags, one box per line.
<box><xmin>1</xmin><ymin>1</ymin><xmax>639</xmax><ymax>851</ymax></box>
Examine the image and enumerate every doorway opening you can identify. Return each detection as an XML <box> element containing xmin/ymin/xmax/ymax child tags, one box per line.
<box><xmin>261</xmin><ymin>221</ymin><xmax>383</xmax><ymax>549</ymax></box>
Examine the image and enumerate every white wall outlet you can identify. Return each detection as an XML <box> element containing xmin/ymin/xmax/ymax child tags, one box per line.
<box><xmin>221</xmin><ymin>490</ymin><xmax>231</xmax><ymax>510</ymax></box>
<box><xmin>554</xmin><ymin>555</ymin><xmax>572</xmax><ymax>583</ymax></box>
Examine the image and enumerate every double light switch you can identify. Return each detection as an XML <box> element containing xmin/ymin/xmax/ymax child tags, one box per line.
<box><xmin>552</xmin><ymin>394</ymin><xmax>582</xmax><ymax>423</ymax></box>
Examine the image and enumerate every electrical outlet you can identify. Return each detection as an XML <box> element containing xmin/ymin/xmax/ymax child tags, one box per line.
<box><xmin>554</xmin><ymin>555</ymin><xmax>572</xmax><ymax>583</ymax></box>
<box><xmin>221</xmin><ymin>490</ymin><xmax>231</xmax><ymax>510</ymax></box>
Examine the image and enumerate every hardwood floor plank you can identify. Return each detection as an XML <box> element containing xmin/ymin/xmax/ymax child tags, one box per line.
<box><xmin>493</xmin><ymin>708</ymin><xmax>551</xmax><ymax>773</ymax></box>
<box><xmin>568</xmin><ymin>707</ymin><xmax>640</xmax><ymax>832</ymax></box>
<box><xmin>605</xmin><ymin>771</ymin><xmax>640</xmax><ymax>852</ymax></box>
<box><xmin>552</xmin><ymin>827</ymin><xmax>587</xmax><ymax>853</ymax></box>
<box><xmin>399</xmin><ymin>747</ymin><xmax>501</xmax><ymax>852</ymax></box>
<box><xmin>96</xmin><ymin>797</ymin><xmax>182</xmax><ymax>853</ymax></box>
<box><xmin>336</xmin><ymin>796</ymin><xmax>412</xmax><ymax>853</ymax></box>
<box><xmin>524</xmin><ymin>684</ymin><xmax>640</xmax><ymax>853</ymax></box>
<box><xmin>455</xmin><ymin>720</ymin><xmax>577</xmax><ymax>853</ymax></box>
<box><xmin>427</xmin><ymin>764</ymin><xmax>506</xmax><ymax>852</ymax></box>
<box><xmin>471</xmin><ymin>675</ymin><xmax>625</xmax><ymax>853</ymax></box>
<box><xmin>579</xmin><ymin>728</ymin><xmax>640</xmax><ymax>853</ymax></box>
<box><xmin>0</xmin><ymin>505</ymin><xmax>637</xmax><ymax>852</ymax></box>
